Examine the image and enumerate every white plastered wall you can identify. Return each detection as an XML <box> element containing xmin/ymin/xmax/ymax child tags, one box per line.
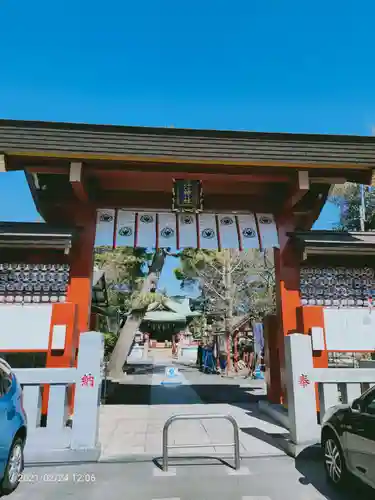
<box><xmin>0</xmin><ymin>304</ymin><xmax>53</xmax><ymax>350</ymax></box>
<box><xmin>323</xmin><ymin>307</ymin><xmax>375</xmax><ymax>351</ymax></box>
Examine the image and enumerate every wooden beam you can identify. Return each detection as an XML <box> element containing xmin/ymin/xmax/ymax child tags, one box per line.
<box><xmin>310</xmin><ymin>177</ymin><xmax>346</xmax><ymax>184</ymax></box>
<box><xmin>283</xmin><ymin>171</ymin><xmax>310</xmax><ymax>212</ymax></box>
<box><xmin>69</xmin><ymin>162</ymin><xmax>88</xmax><ymax>202</ymax></box>
<box><xmin>7</xmin><ymin>150</ymin><xmax>373</xmax><ymax>171</ymax></box>
<box><xmin>24</xmin><ymin>164</ymin><xmax>293</xmax><ymax>184</ymax></box>
<box><xmin>89</xmin><ymin>168</ymin><xmax>291</xmax><ymax>184</ymax></box>
<box><xmin>89</xmin><ymin>190</ymin><xmax>275</xmax><ymax>212</ymax></box>
<box><xmin>26</xmin><ymin>166</ymin><xmax>67</xmax><ymax>174</ymax></box>
<box><xmin>98</xmin><ymin>175</ymin><xmax>270</xmax><ymax>195</ymax></box>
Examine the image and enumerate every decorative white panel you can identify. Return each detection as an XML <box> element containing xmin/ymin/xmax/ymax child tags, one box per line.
<box><xmin>158</xmin><ymin>213</ymin><xmax>177</xmax><ymax>248</ymax></box>
<box><xmin>198</xmin><ymin>213</ymin><xmax>218</xmax><ymax>250</ymax></box>
<box><xmin>178</xmin><ymin>213</ymin><xmax>197</xmax><ymax>248</ymax></box>
<box><xmin>94</xmin><ymin>209</ymin><xmax>115</xmax><ymax>247</ymax></box>
<box><xmin>116</xmin><ymin>210</ymin><xmax>136</xmax><ymax>247</ymax></box>
<box><xmin>323</xmin><ymin>308</ymin><xmax>375</xmax><ymax>351</ymax></box>
<box><xmin>136</xmin><ymin>212</ymin><xmax>156</xmax><ymax>248</ymax></box>
<box><xmin>256</xmin><ymin>213</ymin><xmax>279</xmax><ymax>249</ymax></box>
<box><xmin>95</xmin><ymin>209</ymin><xmax>280</xmax><ymax>250</ymax></box>
<box><xmin>237</xmin><ymin>213</ymin><xmax>259</xmax><ymax>249</ymax></box>
<box><xmin>217</xmin><ymin>214</ymin><xmax>239</xmax><ymax>249</ymax></box>
<box><xmin>0</xmin><ymin>304</ymin><xmax>52</xmax><ymax>350</ymax></box>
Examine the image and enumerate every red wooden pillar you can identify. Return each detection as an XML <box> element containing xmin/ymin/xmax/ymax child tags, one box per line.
<box><xmin>66</xmin><ymin>208</ymin><xmax>97</xmax><ymax>337</ymax></box>
<box><xmin>47</xmin><ymin>207</ymin><xmax>97</xmax><ymax>416</ymax></box>
<box><xmin>272</xmin><ymin>214</ymin><xmax>301</xmax><ymax>406</ymax></box>
<box><xmin>263</xmin><ymin>314</ymin><xmax>282</xmax><ymax>403</ymax></box>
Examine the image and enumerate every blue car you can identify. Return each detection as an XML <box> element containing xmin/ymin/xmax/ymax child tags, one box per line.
<box><xmin>0</xmin><ymin>358</ymin><xmax>27</xmax><ymax>495</ymax></box>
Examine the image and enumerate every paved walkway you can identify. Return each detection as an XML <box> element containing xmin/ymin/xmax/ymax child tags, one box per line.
<box><xmin>99</xmin><ymin>352</ymin><xmax>288</xmax><ymax>460</ymax></box>
<box><xmin>12</xmin><ymin>457</ymin><xmax>370</xmax><ymax>500</ymax></box>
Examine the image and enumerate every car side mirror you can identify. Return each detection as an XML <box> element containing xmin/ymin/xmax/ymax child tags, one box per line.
<box><xmin>351</xmin><ymin>399</ymin><xmax>361</xmax><ymax>412</ymax></box>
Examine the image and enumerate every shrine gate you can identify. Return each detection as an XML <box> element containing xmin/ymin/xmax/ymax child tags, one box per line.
<box><xmin>1</xmin><ymin>118</ymin><xmax>375</xmax><ymax>410</ymax></box>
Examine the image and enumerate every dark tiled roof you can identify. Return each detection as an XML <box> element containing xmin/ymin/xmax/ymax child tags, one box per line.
<box><xmin>1</xmin><ymin>119</ymin><xmax>375</xmax><ymax>166</ymax></box>
<box><xmin>289</xmin><ymin>230</ymin><xmax>375</xmax><ymax>256</ymax></box>
<box><xmin>289</xmin><ymin>230</ymin><xmax>375</xmax><ymax>246</ymax></box>
<box><xmin>0</xmin><ymin>222</ymin><xmax>75</xmax><ymax>249</ymax></box>
<box><xmin>0</xmin><ymin>222</ymin><xmax>74</xmax><ymax>236</ymax></box>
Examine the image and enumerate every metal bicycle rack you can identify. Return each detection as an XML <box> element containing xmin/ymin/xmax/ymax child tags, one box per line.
<box><xmin>162</xmin><ymin>413</ymin><xmax>241</xmax><ymax>471</ymax></box>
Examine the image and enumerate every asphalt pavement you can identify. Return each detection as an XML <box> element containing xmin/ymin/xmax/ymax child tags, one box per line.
<box><xmin>8</xmin><ymin>456</ymin><xmax>373</xmax><ymax>500</ymax></box>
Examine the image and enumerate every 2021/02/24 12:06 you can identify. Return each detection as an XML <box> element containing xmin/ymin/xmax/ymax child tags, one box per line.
<box><xmin>19</xmin><ymin>473</ymin><xmax>96</xmax><ymax>483</ymax></box>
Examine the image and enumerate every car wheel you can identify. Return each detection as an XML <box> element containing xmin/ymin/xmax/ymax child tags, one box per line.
<box><xmin>323</xmin><ymin>433</ymin><xmax>347</xmax><ymax>487</ymax></box>
<box><xmin>0</xmin><ymin>437</ymin><xmax>24</xmax><ymax>495</ymax></box>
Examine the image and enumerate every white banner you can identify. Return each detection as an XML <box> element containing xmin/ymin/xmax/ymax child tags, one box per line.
<box><xmin>116</xmin><ymin>210</ymin><xmax>136</xmax><ymax>247</ymax></box>
<box><xmin>256</xmin><ymin>213</ymin><xmax>278</xmax><ymax>249</ymax></box>
<box><xmin>158</xmin><ymin>213</ymin><xmax>177</xmax><ymax>248</ymax></box>
<box><xmin>237</xmin><ymin>213</ymin><xmax>259</xmax><ymax>250</ymax></box>
<box><xmin>136</xmin><ymin>212</ymin><xmax>157</xmax><ymax>248</ymax></box>
<box><xmin>95</xmin><ymin>209</ymin><xmax>115</xmax><ymax>247</ymax></box>
<box><xmin>198</xmin><ymin>213</ymin><xmax>218</xmax><ymax>250</ymax></box>
<box><xmin>217</xmin><ymin>214</ymin><xmax>239</xmax><ymax>249</ymax></box>
<box><xmin>178</xmin><ymin>213</ymin><xmax>197</xmax><ymax>248</ymax></box>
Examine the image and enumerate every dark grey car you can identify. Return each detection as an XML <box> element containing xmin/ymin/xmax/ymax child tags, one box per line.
<box><xmin>321</xmin><ymin>384</ymin><xmax>375</xmax><ymax>489</ymax></box>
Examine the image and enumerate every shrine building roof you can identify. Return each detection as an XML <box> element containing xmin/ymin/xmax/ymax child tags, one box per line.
<box><xmin>2</xmin><ymin>119</ymin><xmax>375</xmax><ymax>230</ymax></box>
<box><xmin>1</xmin><ymin>118</ymin><xmax>375</xmax><ymax>169</ymax></box>
<box><xmin>289</xmin><ymin>230</ymin><xmax>375</xmax><ymax>257</ymax></box>
<box><xmin>0</xmin><ymin>222</ymin><xmax>75</xmax><ymax>251</ymax></box>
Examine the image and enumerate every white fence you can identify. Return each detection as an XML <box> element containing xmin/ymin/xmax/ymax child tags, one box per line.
<box><xmin>284</xmin><ymin>334</ymin><xmax>375</xmax><ymax>448</ymax></box>
<box><xmin>14</xmin><ymin>331</ymin><xmax>103</xmax><ymax>464</ymax></box>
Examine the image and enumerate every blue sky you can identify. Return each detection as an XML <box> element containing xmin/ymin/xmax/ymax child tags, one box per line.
<box><xmin>0</xmin><ymin>0</ymin><xmax>370</xmax><ymax>293</ymax></box>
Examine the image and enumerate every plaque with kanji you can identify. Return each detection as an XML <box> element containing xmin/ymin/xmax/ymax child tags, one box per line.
<box><xmin>172</xmin><ymin>179</ymin><xmax>203</xmax><ymax>213</ymax></box>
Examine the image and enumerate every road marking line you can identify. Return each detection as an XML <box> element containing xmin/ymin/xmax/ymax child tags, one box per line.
<box><xmin>153</xmin><ymin>467</ymin><xmax>177</xmax><ymax>477</ymax></box>
<box><xmin>152</xmin><ymin>498</ymin><xmax>180</xmax><ymax>500</ymax></box>
<box><xmin>228</xmin><ymin>466</ymin><xmax>252</xmax><ymax>476</ymax></box>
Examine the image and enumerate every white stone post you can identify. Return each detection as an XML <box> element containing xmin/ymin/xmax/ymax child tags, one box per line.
<box><xmin>71</xmin><ymin>332</ymin><xmax>104</xmax><ymax>450</ymax></box>
<box><xmin>284</xmin><ymin>334</ymin><xmax>320</xmax><ymax>445</ymax></box>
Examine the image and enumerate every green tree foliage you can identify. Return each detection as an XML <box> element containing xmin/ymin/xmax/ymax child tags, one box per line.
<box><xmin>330</xmin><ymin>183</ymin><xmax>375</xmax><ymax>231</ymax></box>
<box><xmin>103</xmin><ymin>331</ymin><xmax>118</xmax><ymax>359</ymax></box>
<box><xmin>174</xmin><ymin>248</ymin><xmax>275</xmax><ymax>325</ymax></box>
<box><xmin>94</xmin><ymin>247</ymin><xmax>152</xmax><ymax>314</ymax></box>
<box><xmin>188</xmin><ymin>315</ymin><xmax>208</xmax><ymax>340</ymax></box>
<box><xmin>94</xmin><ymin>247</ymin><xmax>167</xmax><ymax>366</ymax></box>
<box><xmin>104</xmin><ymin>248</ymin><xmax>171</xmax><ymax>377</ymax></box>
<box><xmin>94</xmin><ymin>247</ymin><xmax>168</xmax><ymax>315</ymax></box>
